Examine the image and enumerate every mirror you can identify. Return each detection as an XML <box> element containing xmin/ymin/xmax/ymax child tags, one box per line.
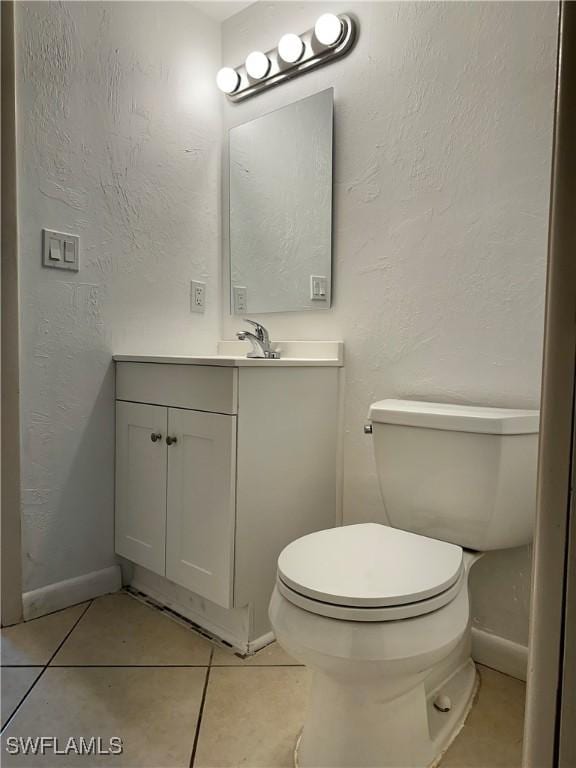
<box><xmin>229</xmin><ymin>89</ymin><xmax>333</xmax><ymax>314</ymax></box>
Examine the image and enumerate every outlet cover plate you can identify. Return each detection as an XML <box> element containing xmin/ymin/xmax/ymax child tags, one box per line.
<box><xmin>190</xmin><ymin>280</ymin><xmax>206</xmax><ymax>313</ymax></box>
<box><xmin>233</xmin><ymin>285</ymin><xmax>248</xmax><ymax>314</ymax></box>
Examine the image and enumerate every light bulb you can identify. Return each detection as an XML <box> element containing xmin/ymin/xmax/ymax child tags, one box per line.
<box><xmin>245</xmin><ymin>51</ymin><xmax>271</xmax><ymax>80</ymax></box>
<box><xmin>216</xmin><ymin>67</ymin><xmax>240</xmax><ymax>94</ymax></box>
<box><xmin>314</xmin><ymin>13</ymin><xmax>343</xmax><ymax>46</ymax></box>
<box><xmin>278</xmin><ymin>33</ymin><xmax>305</xmax><ymax>64</ymax></box>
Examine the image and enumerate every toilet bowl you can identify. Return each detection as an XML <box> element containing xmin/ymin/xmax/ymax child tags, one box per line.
<box><xmin>270</xmin><ymin>524</ymin><xmax>480</xmax><ymax>768</ymax></box>
<box><xmin>269</xmin><ymin>400</ymin><xmax>539</xmax><ymax>768</ymax></box>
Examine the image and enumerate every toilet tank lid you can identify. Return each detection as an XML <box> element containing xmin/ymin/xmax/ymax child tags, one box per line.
<box><xmin>368</xmin><ymin>400</ymin><xmax>539</xmax><ymax>435</ymax></box>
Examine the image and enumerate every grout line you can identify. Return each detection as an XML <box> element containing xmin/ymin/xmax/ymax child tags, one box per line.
<box><xmin>209</xmin><ymin>663</ymin><xmax>304</xmax><ymax>668</ymax></box>
<box><xmin>189</xmin><ymin>650</ymin><xmax>213</xmax><ymax>768</ymax></box>
<box><xmin>0</xmin><ymin>667</ymin><xmax>43</xmax><ymax>733</ymax></box>
<box><xmin>47</xmin><ymin>664</ymin><xmax>213</xmax><ymax>669</ymax></box>
<box><xmin>42</xmin><ymin>662</ymin><xmax>301</xmax><ymax>669</ymax></box>
<box><xmin>1</xmin><ymin>598</ymin><xmax>93</xmax><ymax>629</ymax></box>
<box><xmin>0</xmin><ymin>600</ymin><xmax>93</xmax><ymax>735</ymax></box>
<box><xmin>45</xmin><ymin>600</ymin><xmax>95</xmax><ymax>667</ymax></box>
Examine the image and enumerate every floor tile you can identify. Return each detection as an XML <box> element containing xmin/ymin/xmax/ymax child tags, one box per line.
<box><xmin>194</xmin><ymin>666</ymin><xmax>310</xmax><ymax>767</ymax></box>
<box><xmin>212</xmin><ymin>641</ymin><xmax>301</xmax><ymax>667</ymax></box>
<box><xmin>1</xmin><ymin>666</ymin><xmax>206</xmax><ymax>766</ymax></box>
<box><xmin>1</xmin><ymin>668</ymin><xmax>42</xmax><ymax>728</ymax></box>
<box><xmin>1</xmin><ymin>604</ymin><xmax>88</xmax><ymax>666</ymax></box>
<box><xmin>441</xmin><ymin>665</ymin><xmax>526</xmax><ymax>767</ymax></box>
<box><xmin>52</xmin><ymin>593</ymin><xmax>212</xmax><ymax>666</ymax></box>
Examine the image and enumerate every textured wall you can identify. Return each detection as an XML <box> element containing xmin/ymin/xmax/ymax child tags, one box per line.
<box><xmin>17</xmin><ymin>2</ymin><xmax>222</xmax><ymax>592</ymax></box>
<box><xmin>222</xmin><ymin>1</ymin><xmax>558</xmax><ymax>645</ymax></box>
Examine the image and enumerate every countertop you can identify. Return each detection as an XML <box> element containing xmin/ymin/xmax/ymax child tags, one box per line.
<box><xmin>113</xmin><ymin>341</ymin><xmax>344</xmax><ymax>367</ymax></box>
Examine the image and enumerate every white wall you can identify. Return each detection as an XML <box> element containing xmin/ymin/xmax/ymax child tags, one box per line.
<box><xmin>16</xmin><ymin>2</ymin><xmax>222</xmax><ymax>592</ymax></box>
<box><xmin>221</xmin><ymin>1</ymin><xmax>558</xmax><ymax>646</ymax></box>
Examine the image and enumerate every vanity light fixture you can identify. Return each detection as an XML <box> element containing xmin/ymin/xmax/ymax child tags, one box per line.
<box><xmin>216</xmin><ymin>12</ymin><xmax>357</xmax><ymax>102</ymax></box>
<box><xmin>278</xmin><ymin>33</ymin><xmax>305</xmax><ymax>64</ymax></box>
<box><xmin>216</xmin><ymin>66</ymin><xmax>241</xmax><ymax>95</ymax></box>
<box><xmin>245</xmin><ymin>51</ymin><xmax>271</xmax><ymax>80</ymax></box>
<box><xmin>314</xmin><ymin>13</ymin><xmax>344</xmax><ymax>46</ymax></box>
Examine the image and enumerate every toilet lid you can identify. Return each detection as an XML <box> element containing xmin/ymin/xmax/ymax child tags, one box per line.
<box><xmin>277</xmin><ymin>524</ymin><xmax>463</xmax><ymax>609</ymax></box>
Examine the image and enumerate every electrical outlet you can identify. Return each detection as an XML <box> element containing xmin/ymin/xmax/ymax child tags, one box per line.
<box><xmin>233</xmin><ymin>286</ymin><xmax>248</xmax><ymax>314</ymax></box>
<box><xmin>190</xmin><ymin>280</ymin><xmax>206</xmax><ymax>313</ymax></box>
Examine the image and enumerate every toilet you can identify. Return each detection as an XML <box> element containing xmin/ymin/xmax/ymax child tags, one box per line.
<box><xmin>269</xmin><ymin>400</ymin><xmax>539</xmax><ymax>768</ymax></box>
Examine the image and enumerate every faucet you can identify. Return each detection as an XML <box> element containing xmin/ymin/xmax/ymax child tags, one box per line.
<box><xmin>236</xmin><ymin>320</ymin><xmax>280</xmax><ymax>359</ymax></box>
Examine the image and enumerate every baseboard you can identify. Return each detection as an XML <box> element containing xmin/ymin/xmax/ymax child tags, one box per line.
<box><xmin>248</xmin><ymin>631</ymin><xmax>275</xmax><ymax>654</ymax></box>
<box><xmin>471</xmin><ymin>627</ymin><xmax>528</xmax><ymax>681</ymax></box>
<box><xmin>130</xmin><ymin>568</ymin><xmax>250</xmax><ymax>653</ymax></box>
<box><xmin>22</xmin><ymin>565</ymin><xmax>122</xmax><ymax>620</ymax></box>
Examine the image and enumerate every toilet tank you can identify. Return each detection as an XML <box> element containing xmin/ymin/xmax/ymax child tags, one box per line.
<box><xmin>368</xmin><ymin>400</ymin><xmax>539</xmax><ymax>551</ymax></box>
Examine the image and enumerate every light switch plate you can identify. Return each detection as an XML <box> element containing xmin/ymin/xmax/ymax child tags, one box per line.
<box><xmin>233</xmin><ymin>286</ymin><xmax>248</xmax><ymax>314</ymax></box>
<box><xmin>190</xmin><ymin>280</ymin><xmax>206</xmax><ymax>313</ymax></box>
<box><xmin>42</xmin><ymin>229</ymin><xmax>79</xmax><ymax>271</ymax></box>
<box><xmin>310</xmin><ymin>275</ymin><xmax>328</xmax><ymax>301</ymax></box>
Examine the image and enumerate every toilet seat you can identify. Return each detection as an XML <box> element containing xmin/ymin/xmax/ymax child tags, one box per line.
<box><xmin>277</xmin><ymin>567</ymin><xmax>465</xmax><ymax>621</ymax></box>
<box><xmin>277</xmin><ymin>523</ymin><xmax>464</xmax><ymax>622</ymax></box>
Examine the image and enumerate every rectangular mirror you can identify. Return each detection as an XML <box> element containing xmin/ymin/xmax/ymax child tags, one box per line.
<box><xmin>229</xmin><ymin>89</ymin><xmax>333</xmax><ymax>314</ymax></box>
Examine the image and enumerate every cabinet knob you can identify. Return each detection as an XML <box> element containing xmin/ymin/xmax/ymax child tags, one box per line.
<box><xmin>166</xmin><ymin>435</ymin><xmax>178</xmax><ymax>446</ymax></box>
<box><xmin>151</xmin><ymin>432</ymin><xmax>162</xmax><ymax>443</ymax></box>
<box><xmin>363</xmin><ymin>424</ymin><xmax>373</xmax><ymax>434</ymax></box>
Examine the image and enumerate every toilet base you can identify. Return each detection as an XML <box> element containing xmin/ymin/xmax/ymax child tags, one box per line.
<box><xmin>294</xmin><ymin>659</ymin><xmax>478</xmax><ymax>768</ymax></box>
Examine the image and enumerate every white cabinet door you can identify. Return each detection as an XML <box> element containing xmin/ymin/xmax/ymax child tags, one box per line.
<box><xmin>115</xmin><ymin>401</ymin><xmax>167</xmax><ymax>575</ymax></box>
<box><xmin>165</xmin><ymin>408</ymin><xmax>236</xmax><ymax>607</ymax></box>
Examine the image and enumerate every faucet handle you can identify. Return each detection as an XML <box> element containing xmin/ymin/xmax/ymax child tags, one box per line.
<box><xmin>243</xmin><ymin>319</ymin><xmax>269</xmax><ymax>344</ymax></box>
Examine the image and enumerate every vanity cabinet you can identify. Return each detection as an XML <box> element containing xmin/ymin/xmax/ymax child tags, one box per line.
<box><xmin>114</xmin><ymin>349</ymin><xmax>342</xmax><ymax>648</ymax></box>
<box><xmin>115</xmin><ymin>401</ymin><xmax>236</xmax><ymax>607</ymax></box>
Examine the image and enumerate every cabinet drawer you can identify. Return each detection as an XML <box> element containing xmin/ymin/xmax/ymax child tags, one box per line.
<box><xmin>116</xmin><ymin>362</ymin><xmax>237</xmax><ymax>414</ymax></box>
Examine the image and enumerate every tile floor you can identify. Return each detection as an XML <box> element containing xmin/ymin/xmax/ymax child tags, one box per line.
<box><xmin>1</xmin><ymin>592</ymin><xmax>525</xmax><ymax>767</ymax></box>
